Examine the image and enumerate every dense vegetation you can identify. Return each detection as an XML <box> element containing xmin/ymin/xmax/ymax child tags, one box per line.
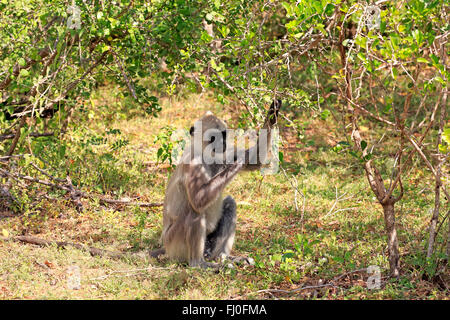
<box><xmin>0</xmin><ymin>0</ymin><xmax>448</xmax><ymax>299</ymax></box>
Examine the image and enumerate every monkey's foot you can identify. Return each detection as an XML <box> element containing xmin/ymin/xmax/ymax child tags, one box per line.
<box><xmin>202</xmin><ymin>261</ymin><xmax>221</xmax><ymax>270</ymax></box>
<box><xmin>190</xmin><ymin>260</ymin><xmax>221</xmax><ymax>270</ymax></box>
<box><xmin>149</xmin><ymin>248</ymin><xmax>165</xmax><ymax>258</ymax></box>
<box><xmin>224</xmin><ymin>255</ymin><xmax>255</xmax><ymax>266</ymax></box>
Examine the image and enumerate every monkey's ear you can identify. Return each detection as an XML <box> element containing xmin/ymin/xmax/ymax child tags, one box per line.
<box><xmin>189</xmin><ymin>126</ymin><xmax>194</xmax><ymax>136</ymax></box>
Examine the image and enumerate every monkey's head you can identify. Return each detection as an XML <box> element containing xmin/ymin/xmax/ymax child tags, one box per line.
<box><xmin>190</xmin><ymin>111</ymin><xmax>228</xmax><ymax>157</ymax></box>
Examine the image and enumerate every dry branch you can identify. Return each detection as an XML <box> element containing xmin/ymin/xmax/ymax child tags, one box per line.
<box><xmin>0</xmin><ymin>48</ymin><xmax>51</xmax><ymax>91</ymax></box>
<box><xmin>0</xmin><ymin>132</ymin><xmax>54</xmax><ymax>142</ymax></box>
<box><xmin>98</xmin><ymin>198</ymin><xmax>163</xmax><ymax>208</ymax></box>
<box><xmin>0</xmin><ymin>235</ymin><xmax>149</xmax><ymax>261</ymax></box>
<box><xmin>0</xmin><ymin>167</ymin><xmax>163</xmax><ymax>210</ymax></box>
<box><xmin>6</xmin><ymin>116</ymin><xmax>27</xmax><ymax>156</ymax></box>
<box><xmin>243</xmin><ymin>268</ymin><xmax>369</xmax><ymax>298</ymax></box>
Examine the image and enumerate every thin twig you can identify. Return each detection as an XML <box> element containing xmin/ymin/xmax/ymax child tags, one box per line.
<box><xmin>1</xmin><ymin>235</ymin><xmax>126</xmax><ymax>259</ymax></box>
<box><xmin>0</xmin><ymin>167</ymin><xmax>163</xmax><ymax>209</ymax></box>
<box><xmin>239</xmin><ymin>268</ymin><xmax>369</xmax><ymax>298</ymax></box>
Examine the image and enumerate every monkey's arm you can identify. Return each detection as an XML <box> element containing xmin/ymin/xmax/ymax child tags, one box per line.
<box><xmin>238</xmin><ymin>99</ymin><xmax>281</xmax><ymax>171</ymax></box>
<box><xmin>185</xmin><ymin>162</ymin><xmax>243</xmax><ymax>213</ymax></box>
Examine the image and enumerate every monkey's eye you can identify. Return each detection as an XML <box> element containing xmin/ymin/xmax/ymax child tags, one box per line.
<box><xmin>222</xmin><ymin>130</ymin><xmax>227</xmax><ymax>140</ymax></box>
<box><xmin>210</xmin><ymin>136</ymin><xmax>216</xmax><ymax>143</ymax></box>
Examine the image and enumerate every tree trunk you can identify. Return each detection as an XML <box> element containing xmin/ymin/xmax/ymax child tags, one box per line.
<box><xmin>447</xmin><ymin>211</ymin><xmax>450</xmax><ymax>260</ymax></box>
<box><xmin>427</xmin><ymin>180</ymin><xmax>440</xmax><ymax>258</ymax></box>
<box><xmin>382</xmin><ymin>202</ymin><xmax>400</xmax><ymax>278</ymax></box>
<box><xmin>338</xmin><ymin>24</ymin><xmax>403</xmax><ymax>278</ymax></box>
<box><xmin>428</xmin><ymin>78</ymin><xmax>446</xmax><ymax>259</ymax></box>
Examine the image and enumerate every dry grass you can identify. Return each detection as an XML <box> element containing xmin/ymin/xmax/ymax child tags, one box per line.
<box><xmin>0</xmin><ymin>86</ymin><xmax>448</xmax><ymax>300</ymax></box>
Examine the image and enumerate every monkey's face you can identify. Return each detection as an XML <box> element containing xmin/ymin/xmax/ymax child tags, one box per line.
<box><xmin>190</xmin><ymin>112</ymin><xmax>228</xmax><ymax>162</ymax></box>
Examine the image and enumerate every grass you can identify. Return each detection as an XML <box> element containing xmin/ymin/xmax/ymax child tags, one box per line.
<box><xmin>0</xmin><ymin>84</ymin><xmax>448</xmax><ymax>300</ymax></box>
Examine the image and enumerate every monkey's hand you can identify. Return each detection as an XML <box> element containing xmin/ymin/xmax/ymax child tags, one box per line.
<box><xmin>186</xmin><ymin>161</ymin><xmax>243</xmax><ymax>213</ymax></box>
<box><xmin>266</xmin><ymin>99</ymin><xmax>282</xmax><ymax>127</ymax></box>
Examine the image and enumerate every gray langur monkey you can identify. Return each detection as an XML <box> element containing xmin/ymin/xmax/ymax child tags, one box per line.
<box><xmin>151</xmin><ymin>100</ymin><xmax>281</xmax><ymax>268</ymax></box>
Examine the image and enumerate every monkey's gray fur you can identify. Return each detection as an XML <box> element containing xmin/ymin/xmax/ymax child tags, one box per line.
<box><xmin>151</xmin><ymin>100</ymin><xmax>281</xmax><ymax>268</ymax></box>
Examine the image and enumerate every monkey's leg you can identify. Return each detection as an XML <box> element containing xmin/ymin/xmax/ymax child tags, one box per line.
<box><xmin>186</xmin><ymin>214</ymin><xmax>211</xmax><ymax>268</ymax></box>
<box><xmin>205</xmin><ymin>195</ymin><xmax>237</xmax><ymax>261</ymax></box>
<box><xmin>149</xmin><ymin>248</ymin><xmax>165</xmax><ymax>258</ymax></box>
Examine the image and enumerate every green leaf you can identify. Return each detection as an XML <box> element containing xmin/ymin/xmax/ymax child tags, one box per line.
<box><xmin>435</xmin><ymin>76</ymin><xmax>445</xmax><ymax>85</ymax></box>
<box><xmin>357</xmin><ymin>52</ymin><xmax>367</xmax><ymax>62</ymax></box>
<box><xmin>361</xmin><ymin>140</ymin><xmax>367</xmax><ymax>151</ymax></box>
<box><xmin>282</xmin><ymin>252</ymin><xmax>295</xmax><ymax>261</ymax></box>
<box><xmin>101</xmin><ymin>44</ymin><xmax>110</xmax><ymax>53</ymax></box>
<box><xmin>278</xmin><ymin>151</ymin><xmax>284</xmax><ymax>163</ymax></box>
<box><xmin>324</xmin><ymin>3</ymin><xmax>335</xmax><ymax>16</ymax></box>
<box><xmin>205</xmin><ymin>12</ymin><xmax>214</xmax><ymax>21</ymax></box>
<box><xmin>391</xmin><ymin>67</ymin><xmax>398</xmax><ymax>80</ymax></box>
<box><xmin>442</xmin><ymin>127</ymin><xmax>450</xmax><ymax>145</ymax></box>
<box><xmin>320</xmin><ymin>109</ymin><xmax>331</xmax><ymax>120</ymax></box>
<box><xmin>19</xmin><ymin>69</ymin><xmax>29</xmax><ymax>77</ymax></box>
<box><xmin>201</xmin><ymin>31</ymin><xmax>212</xmax><ymax>43</ymax></box>
<box><xmin>430</xmin><ymin>54</ymin><xmax>439</xmax><ymax>65</ymax></box>
<box><xmin>281</xmin><ymin>2</ymin><xmax>293</xmax><ymax>16</ymax></box>
<box><xmin>380</xmin><ymin>21</ymin><xmax>386</xmax><ymax>33</ymax></box>
<box><xmin>219</xmin><ymin>26</ymin><xmax>230</xmax><ymax>37</ymax></box>
<box><xmin>417</xmin><ymin>58</ymin><xmax>428</xmax><ymax>64</ymax></box>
